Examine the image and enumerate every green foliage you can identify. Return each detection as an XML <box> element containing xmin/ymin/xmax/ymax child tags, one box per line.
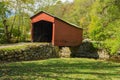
<box><xmin>8</xmin><ymin>14</ymin><xmax>31</xmax><ymax>42</ymax></box>
<box><xmin>0</xmin><ymin>2</ymin><xmax>7</xmax><ymax>16</ymax></box>
<box><xmin>0</xmin><ymin>58</ymin><xmax>120</xmax><ymax>80</ymax></box>
<box><xmin>104</xmin><ymin>20</ymin><xmax>120</xmax><ymax>55</ymax></box>
<box><xmin>89</xmin><ymin>0</ymin><xmax>120</xmax><ymax>55</ymax></box>
<box><xmin>105</xmin><ymin>39</ymin><xmax>120</xmax><ymax>55</ymax></box>
<box><xmin>0</xmin><ymin>2</ymin><xmax>8</xmax><ymax>43</ymax></box>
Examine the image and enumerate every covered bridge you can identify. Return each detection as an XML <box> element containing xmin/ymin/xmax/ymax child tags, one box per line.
<box><xmin>30</xmin><ymin>11</ymin><xmax>83</xmax><ymax>46</ymax></box>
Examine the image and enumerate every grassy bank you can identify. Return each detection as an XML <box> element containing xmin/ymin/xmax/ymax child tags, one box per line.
<box><xmin>0</xmin><ymin>58</ymin><xmax>120</xmax><ymax>80</ymax></box>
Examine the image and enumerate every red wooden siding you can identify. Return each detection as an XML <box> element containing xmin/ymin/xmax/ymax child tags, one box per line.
<box><xmin>31</xmin><ymin>13</ymin><xmax>54</xmax><ymax>23</ymax></box>
<box><xmin>54</xmin><ymin>19</ymin><xmax>82</xmax><ymax>46</ymax></box>
<box><xmin>30</xmin><ymin>11</ymin><xmax>83</xmax><ymax>46</ymax></box>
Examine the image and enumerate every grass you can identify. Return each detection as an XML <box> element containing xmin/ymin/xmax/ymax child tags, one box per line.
<box><xmin>0</xmin><ymin>58</ymin><xmax>120</xmax><ymax>80</ymax></box>
<box><xmin>0</xmin><ymin>43</ymin><xmax>50</xmax><ymax>55</ymax></box>
<box><xmin>0</xmin><ymin>43</ymin><xmax>49</xmax><ymax>50</ymax></box>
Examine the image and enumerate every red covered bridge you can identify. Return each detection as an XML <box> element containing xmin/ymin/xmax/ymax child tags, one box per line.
<box><xmin>30</xmin><ymin>11</ymin><xmax>83</xmax><ymax>46</ymax></box>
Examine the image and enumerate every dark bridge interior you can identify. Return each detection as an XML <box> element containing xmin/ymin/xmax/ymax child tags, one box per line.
<box><xmin>32</xmin><ymin>20</ymin><xmax>53</xmax><ymax>42</ymax></box>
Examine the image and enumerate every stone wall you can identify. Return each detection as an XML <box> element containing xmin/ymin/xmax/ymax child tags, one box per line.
<box><xmin>58</xmin><ymin>47</ymin><xmax>71</xmax><ymax>58</ymax></box>
<box><xmin>58</xmin><ymin>40</ymin><xmax>110</xmax><ymax>59</ymax></box>
<box><xmin>0</xmin><ymin>43</ymin><xmax>59</xmax><ymax>62</ymax></box>
<box><xmin>0</xmin><ymin>41</ymin><xmax>111</xmax><ymax>63</ymax></box>
<box><xmin>71</xmin><ymin>40</ymin><xmax>110</xmax><ymax>59</ymax></box>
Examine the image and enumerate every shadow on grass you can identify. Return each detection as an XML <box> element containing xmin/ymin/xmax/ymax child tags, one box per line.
<box><xmin>0</xmin><ymin>58</ymin><xmax>120</xmax><ymax>80</ymax></box>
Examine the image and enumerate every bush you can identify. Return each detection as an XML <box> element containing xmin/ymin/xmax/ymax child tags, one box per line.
<box><xmin>104</xmin><ymin>39</ymin><xmax>120</xmax><ymax>55</ymax></box>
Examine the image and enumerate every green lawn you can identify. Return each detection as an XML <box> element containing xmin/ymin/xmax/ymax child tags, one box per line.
<box><xmin>0</xmin><ymin>58</ymin><xmax>120</xmax><ymax>80</ymax></box>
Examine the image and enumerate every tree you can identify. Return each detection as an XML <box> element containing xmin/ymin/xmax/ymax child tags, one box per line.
<box><xmin>88</xmin><ymin>0</ymin><xmax>120</xmax><ymax>54</ymax></box>
<box><xmin>68</xmin><ymin>0</ymin><xmax>94</xmax><ymax>38</ymax></box>
<box><xmin>7</xmin><ymin>0</ymin><xmax>34</xmax><ymax>42</ymax></box>
<box><xmin>0</xmin><ymin>1</ymin><xmax>11</xmax><ymax>43</ymax></box>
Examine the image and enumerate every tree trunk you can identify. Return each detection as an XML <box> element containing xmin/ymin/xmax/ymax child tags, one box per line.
<box><xmin>3</xmin><ymin>19</ymin><xmax>10</xmax><ymax>43</ymax></box>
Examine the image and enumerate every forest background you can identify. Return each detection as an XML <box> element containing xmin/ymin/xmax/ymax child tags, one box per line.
<box><xmin>0</xmin><ymin>0</ymin><xmax>120</xmax><ymax>55</ymax></box>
